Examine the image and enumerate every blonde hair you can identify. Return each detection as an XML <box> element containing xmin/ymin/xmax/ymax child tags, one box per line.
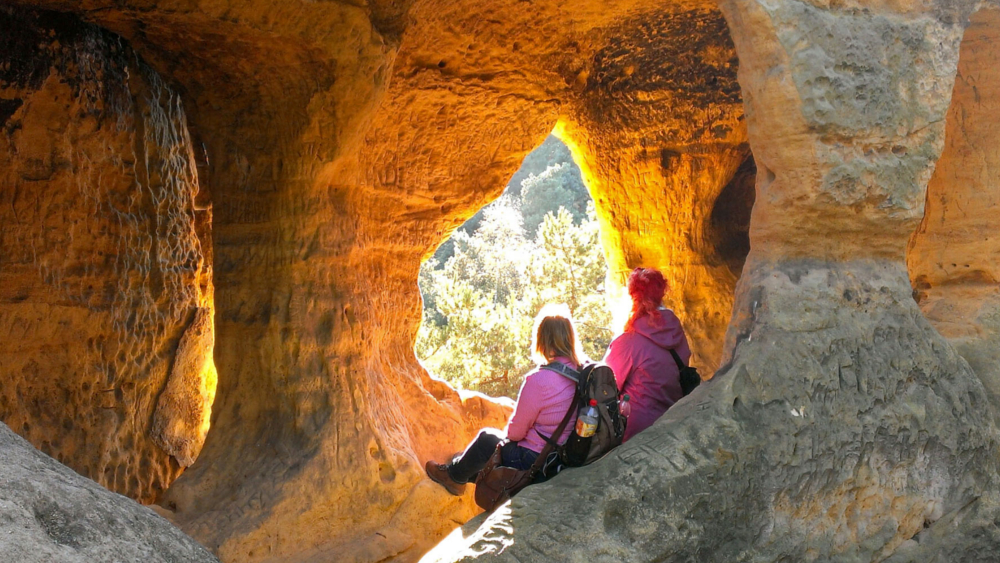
<box><xmin>530</xmin><ymin>303</ymin><xmax>583</xmax><ymax>367</ymax></box>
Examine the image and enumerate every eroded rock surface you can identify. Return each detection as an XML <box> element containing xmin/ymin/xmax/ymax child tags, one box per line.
<box><xmin>423</xmin><ymin>1</ymin><xmax>1000</xmax><ymax>561</ymax></box>
<box><xmin>0</xmin><ymin>8</ymin><xmax>213</xmax><ymax>502</ymax></box>
<box><xmin>1</xmin><ymin>0</ymin><xmax>998</xmax><ymax>562</ymax></box>
<box><xmin>0</xmin><ymin>421</ymin><xmax>219</xmax><ymax>562</ymax></box>
<box><xmin>9</xmin><ymin>1</ymin><xmax>744</xmax><ymax>561</ymax></box>
<box><xmin>556</xmin><ymin>7</ymin><xmax>751</xmax><ymax>374</ymax></box>
<box><xmin>908</xmin><ymin>6</ymin><xmax>1000</xmax><ymax>425</ymax></box>
<box><xmin>151</xmin><ymin>306</ymin><xmax>217</xmax><ymax>468</ymax></box>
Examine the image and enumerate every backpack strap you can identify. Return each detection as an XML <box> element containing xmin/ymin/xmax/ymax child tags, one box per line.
<box><xmin>526</xmin><ymin>389</ymin><xmax>578</xmax><ymax>479</ymax></box>
<box><xmin>543</xmin><ymin>361</ymin><xmax>580</xmax><ymax>383</ymax></box>
<box><xmin>668</xmin><ymin>349</ymin><xmax>687</xmax><ymax>370</ymax></box>
<box><xmin>534</xmin><ymin>362</ymin><xmax>586</xmax><ymax>449</ymax></box>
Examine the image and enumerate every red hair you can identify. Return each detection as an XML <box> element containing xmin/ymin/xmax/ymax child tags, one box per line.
<box><xmin>625</xmin><ymin>267</ymin><xmax>667</xmax><ymax>331</ymax></box>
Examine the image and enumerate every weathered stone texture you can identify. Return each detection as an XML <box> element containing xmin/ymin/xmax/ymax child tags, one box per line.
<box><xmin>1</xmin><ymin>0</ymin><xmax>998</xmax><ymax>562</ymax></box>
<box><xmin>149</xmin><ymin>1</ymin><xmax>751</xmax><ymax>561</ymax></box>
<box><xmin>423</xmin><ymin>2</ymin><xmax>1000</xmax><ymax>561</ymax></box>
<box><xmin>151</xmin><ymin>306</ymin><xmax>217</xmax><ymax>467</ymax></box>
<box><xmin>557</xmin><ymin>7</ymin><xmax>752</xmax><ymax>375</ymax></box>
<box><xmin>0</xmin><ymin>8</ymin><xmax>213</xmax><ymax>502</ymax></box>
<box><xmin>908</xmin><ymin>6</ymin><xmax>1000</xmax><ymax>425</ymax></box>
<box><xmin>0</xmin><ymin>421</ymin><xmax>219</xmax><ymax>563</ymax></box>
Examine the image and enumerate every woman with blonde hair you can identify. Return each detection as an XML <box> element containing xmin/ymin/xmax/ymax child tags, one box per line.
<box><xmin>425</xmin><ymin>304</ymin><xmax>582</xmax><ymax>495</ymax></box>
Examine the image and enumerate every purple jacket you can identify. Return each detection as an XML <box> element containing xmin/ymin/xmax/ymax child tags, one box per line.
<box><xmin>603</xmin><ymin>308</ymin><xmax>690</xmax><ymax>442</ymax></box>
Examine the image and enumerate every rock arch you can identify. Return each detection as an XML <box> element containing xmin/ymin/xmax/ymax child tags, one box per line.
<box><xmin>1</xmin><ymin>0</ymin><xmax>752</xmax><ymax>561</ymax></box>
<box><xmin>427</xmin><ymin>1</ymin><xmax>1000</xmax><ymax>561</ymax></box>
<box><xmin>1</xmin><ymin>1</ymin><xmax>998</xmax><ymax>563</ymax></box>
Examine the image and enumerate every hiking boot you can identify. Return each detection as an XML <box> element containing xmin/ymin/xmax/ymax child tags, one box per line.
<box><xmin>425</xmin><ymin>461</ymin><xmax>466</xmax><ymax>496</ymax></box>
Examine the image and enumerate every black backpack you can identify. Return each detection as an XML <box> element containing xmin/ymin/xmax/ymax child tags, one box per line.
<box><xmin>544</xmin><ymin>362</ymin><xmax>625</xmax><ymax>467</ymax></box>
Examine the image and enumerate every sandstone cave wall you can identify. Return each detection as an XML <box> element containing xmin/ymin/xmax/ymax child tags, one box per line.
<box><xmin>0</xmin><ymin>2</ymin><xmax>501</xmax><ymax>561</ymax></box>
<box><xmin>908</xmin><ymin>6</ymin><xmax>1000</xmax><ymax>424</ymax></box>
<box><xmin>162</xmin><ymin>0</ymin><xmax>752</xmax><ymax>559</ymax></box>
<box><xmin>555</xmin><ymin>7</ymin><xmax>752</xmax><ymax>373</ymax></box>
<box><xmin>2</xmin><ymin>1</ymin><xmax>767</xmax><ymax>560</ymax></box>
<box><xmin>66</xmin><ymin>0</ymin><xmax>756</xmax><ymax>560</ymax></box>
<box><xmin>6</xmin><ymin>1</ymin><xmax>997</xmax><ymax>563</ymax></box>
<box><xmin>0</xmin><ymin>8</ymin><xmax>214</xmax><ymax>502</ymax></box>
<box><xmin>0</xmin><ymin>1</ymin><xmax>757</xmax><ymax>561</ymax></box>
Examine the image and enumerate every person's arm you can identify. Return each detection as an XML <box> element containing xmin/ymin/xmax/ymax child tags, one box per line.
<box><xmin>603</xmin><ymin>336</ymin><xmax>633</xmax><ymax>391</ymax></box>
<box><xmin>504</xmin><ymin>374</ymin><xmax>542</xmax><ymax>442</ymax></box>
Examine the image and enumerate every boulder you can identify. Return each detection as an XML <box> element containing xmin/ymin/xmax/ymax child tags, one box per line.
<box><xmin>0</xmin><ymin>422</ymin><xmax>218</xmax><ymax>563</ymax></box>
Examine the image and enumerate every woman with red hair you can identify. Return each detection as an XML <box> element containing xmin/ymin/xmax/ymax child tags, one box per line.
<box><xmin>603</xmin><ymin>267</ymin><xmax>691</xmax><ymax>442</ymax></box>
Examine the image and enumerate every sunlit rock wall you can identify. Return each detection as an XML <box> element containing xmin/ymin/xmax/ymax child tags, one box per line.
<box><xmin>425</xmin><ymin>1</ymin><xmax>1000</xmax><ymax>561</ymax></box>
<box><xmin>1</xmin><ymin>1</ymin><xmax>514</xmax><ymax>561</ymax></box>
<box><xmin>908</xmin><ymin>6</ymin><xmax>1000</xmax><ymax>425</ymax></box>
<box><xmin>556</xmin><ymin>7</ymin><xmax>752</xmax><ymax>374</ymax></box>
<box><xmin>4</xmin><ymin>1</ymin><xmax>998</xmax><ymax>563</ymax></box>
<box><xmin>150</xmin><ymin>1</ymin><xmax>750</xmax><ymax>561</ymax></box>
<box><xmin>0</xmin><ymin>8</ymin><xmax>214</xmax><ymax>502</ymax></box>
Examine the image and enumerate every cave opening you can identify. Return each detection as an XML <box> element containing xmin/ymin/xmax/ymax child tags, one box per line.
<box><xmin>906</xmin><ymin>5</ymin><xmax>1000</xmax><ymax>418</ymax></box>
<box><xmin>415</xmin><ymin>134</ymin><xmax>613</xmax><ymax>398</ymax></box>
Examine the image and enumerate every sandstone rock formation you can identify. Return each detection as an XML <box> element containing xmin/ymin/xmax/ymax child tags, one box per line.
<box><xmin>424</xmin><ymin>1</ymin><xmax>1000</xmax><ymax>561</ymax></box>
<box><xmin>2</xmin><ymin>1</ymin><xmax>753</xmax><ymax>560</ymax></box>
<box><xmin>554</xmin><ymin>7</ymin><xmax>751</xmax><ymax>374</ymax></box>
<box><xmin>0</xmin><ymin>0</ymin><xmax>998</xmax><ymax>562</ymax></box>
<box><xmin>0</xmin><ymin>421</ymin><xmax>219</xmax><ymax>562</ymax></box>
<box><xmin>0</xmin><ymin>7</ymin><xmax>214</xmax><ymax>502</ymax></box>
<box><xmin>908</xmin><ymin>6</ymin><xmax>1000</xmax><ymax>426</ymax></box>
<box><xmin>151</xmin><ymin>306</ymin><xmax>217</xmax><ymax>468</ymax></box>
<box><xmin>159</xmin><ymin>1</ymin><xmax>754</xmax><ymax>558</ymax></box>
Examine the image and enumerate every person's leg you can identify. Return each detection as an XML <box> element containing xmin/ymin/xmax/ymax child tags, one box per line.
<box><xmin>499</xmin><ymin>441</ymin><xmax>539</xmax><ymax>471</ymax></box>
<box><xmin>447</xmin><ymin>428</ymin><xmax>504</xmax><ymax>483</ymax></box>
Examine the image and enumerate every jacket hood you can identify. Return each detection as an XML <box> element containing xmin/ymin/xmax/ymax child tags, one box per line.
<box><xmin>630</xmin><ymin>307</ymin><xmax>685</xmax><ymax>350</ymax></box>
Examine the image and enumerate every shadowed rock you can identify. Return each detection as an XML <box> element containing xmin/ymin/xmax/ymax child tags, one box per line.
<box><xmin>0</xmin><ymin>422</ymin><xmax>219</xmax><ymax>562</ymax></box>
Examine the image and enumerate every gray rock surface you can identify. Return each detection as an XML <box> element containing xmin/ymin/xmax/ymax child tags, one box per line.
<box><xmin>0</xmin><ymin>422</ymin><xmax>219</xmax><ymax>562</ymax></box>
<box><xmin>422</xmin><ymin>262</ymin><xmax>1000</xmax><ymax>562</ymax></box>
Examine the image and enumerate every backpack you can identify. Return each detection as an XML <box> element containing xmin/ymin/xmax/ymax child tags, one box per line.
<box><xmin>543</xmin><ymin>361</ymin><xmax>625</xmax><ymax>467</ymax></box>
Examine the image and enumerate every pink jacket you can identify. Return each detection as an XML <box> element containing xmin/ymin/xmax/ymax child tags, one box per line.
<box><xmin>504</xmin><ymin>357</ymin><xmax>579</xmax><ymax>453</ymax></box>
<box><xmin>603</xmin><ymin>308</ymin><xmax>690</xmax><ymax>442</ymax></box>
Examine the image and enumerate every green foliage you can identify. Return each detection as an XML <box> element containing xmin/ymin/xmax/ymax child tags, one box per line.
<box><xmin>521</xmin><ymin>162</ymin><xmax>588</xmax><ymax>235</ymax></box>
<box><xmin>532</xmin><ymin>205</ymin><xmax>612</xmax><ymax>362</ymax></box>
<box><xmin>505</xmin><ymin>135</ymin><xmax>579</xmax><ymax>199</ymax></box>
<box><xmin>416</xmin><ymin>195</ymin><xmax>612</xmax><ymax>399</ymax></box>
<box><xmin>431</xmin><ymin>135</ymin><xmax>589</xmax><ymax>265</ymax></box>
